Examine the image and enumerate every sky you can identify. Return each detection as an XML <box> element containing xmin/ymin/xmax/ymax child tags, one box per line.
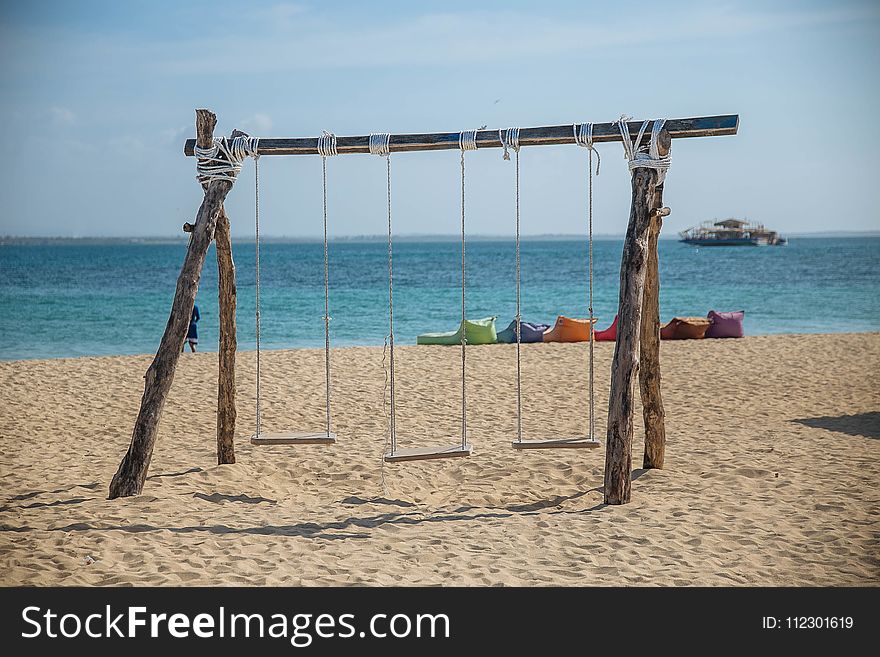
<box><xmin>0</xmin><ymin>0</ymin><xmax>878</xmax><ymax>238</ymax></box>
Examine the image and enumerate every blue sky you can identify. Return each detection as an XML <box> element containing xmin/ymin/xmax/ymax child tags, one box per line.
<box><xmin>1</xmin><ymin>0</ymin><xmax>878</xmax><ymax>237</ymax></box>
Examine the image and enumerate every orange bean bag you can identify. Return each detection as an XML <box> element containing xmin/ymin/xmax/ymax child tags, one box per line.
<box><xmin>660</xmin><ymin>316</ymin><xmax>711</xmax><ymax>340</ymax></box>
<box><xmin>543</xmin><ymin>315</ymin><xmax>597</xmax><ymax>343</ymax></box>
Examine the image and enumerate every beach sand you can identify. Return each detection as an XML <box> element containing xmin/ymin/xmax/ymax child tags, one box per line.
<box><xmin>1</xmin><ymin>333</ymin><xmax>877</xmax><ymax>586</ymax></box>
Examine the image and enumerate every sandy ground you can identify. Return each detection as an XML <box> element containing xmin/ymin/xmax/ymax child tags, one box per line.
<box><xmin>0</xmin><ymin>333</ymin><xmax>878</xmax><ymax>586</ymax></box>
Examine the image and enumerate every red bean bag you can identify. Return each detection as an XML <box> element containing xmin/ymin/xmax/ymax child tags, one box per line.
<box><xmin>594</xmin><ymin>315</ymin><xmax>618</xmax><ymax>341</ymax></box>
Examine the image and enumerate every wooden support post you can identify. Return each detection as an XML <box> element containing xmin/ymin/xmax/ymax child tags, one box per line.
<box><xmin>109</xmin><ymin>109</ymin><xmax>233</xmax><ymax>498</ymax></box>
<box><xmin>215</xmin><ymin>206</ymin><xmax>236</xmax><ymax>465</ymax></box>
<box><xmin>604</xmin><ymin>130</ymin><xmax>670</xmax><ymax>505</ymax></box>
<box><xmin>640</xmin><ymin>187</ymin><xmax>667</xmax><ymax>470</ymax></box>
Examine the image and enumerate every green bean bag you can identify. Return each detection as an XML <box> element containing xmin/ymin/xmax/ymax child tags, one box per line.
<box><xmin>417</xmin><ymin>317</ymin><xmax>498</xmax><ymax>345</ymax></box>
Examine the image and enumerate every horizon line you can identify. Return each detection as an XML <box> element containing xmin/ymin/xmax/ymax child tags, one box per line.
<box><xmin>3</xmin><ymin>230</ymin><xmax>880</xmax><ymax>244</ymax></box>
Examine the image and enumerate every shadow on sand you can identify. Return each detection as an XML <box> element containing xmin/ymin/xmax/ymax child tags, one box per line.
<box><xmin>792</xmin><ymin>411</ymin><xmax>880</xmax><ymax>439</ymax></box>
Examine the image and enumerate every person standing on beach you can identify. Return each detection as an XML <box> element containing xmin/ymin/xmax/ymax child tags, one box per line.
<box><xmin>185</xmin><ymin>304</ymin><xmax>200</xmax><ymax>352</ymax></box>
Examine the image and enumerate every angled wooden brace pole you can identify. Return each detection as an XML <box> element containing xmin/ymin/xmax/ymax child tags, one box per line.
<box><xmin>604</xmin><ymin>131</ymin><xmax>670</xmax><ymax>505</ymax></box>
<box><xmin>110</xmin><ymin>109</ymin><xmax>235</xmax><ymax>498</ymax></box>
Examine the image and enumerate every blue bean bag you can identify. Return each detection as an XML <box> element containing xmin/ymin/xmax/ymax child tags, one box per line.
<box><xmin>496</xmin><ymin>319</ymin><xmax>551</xmax><ymax>344</ymax></box>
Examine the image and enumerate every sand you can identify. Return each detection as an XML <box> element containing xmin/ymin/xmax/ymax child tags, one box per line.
<box><xmin>1</xmin><ymin>333</ymin><xmax>878</xmax><ymax>586</ymax></box>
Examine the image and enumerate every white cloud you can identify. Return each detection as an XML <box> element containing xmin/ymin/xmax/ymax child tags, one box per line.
<box><xmin>49</xmin><ymin>106</ymin><xmax>76</xmax><ymax>126</ymax></box>
<box><xmin>239</xmin><ymin>113</ymin><xmax>273</xmax><ymax>134</ymax></box>
<box><xmin>143</xmin><ymin>3</ymin><xmax>878</xmax><ymax>75</ymax></box>
<box><xmin>160</xmin><ymin>125</ymin><xmax>189</xmax><ymax>145</ymax></box>
<box><xmin>257</xmin><ymin>3</ymin><xmax>308</xmax><ymax>26</ymax></box>
<box><xmin>6</xmin><ymin>3</ymin><xmax>875</xmax><ymax>81</ymax></box>
<box><xmin>108</xmin><ymin>135</ymin><xmax>146</xmax><ymax>152</ymax></box>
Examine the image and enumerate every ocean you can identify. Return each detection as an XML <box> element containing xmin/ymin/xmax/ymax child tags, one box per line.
<box><xmin>1</xmin><ymin>237</ymin><xmax>878</xmax><ymax>361</ymax></box>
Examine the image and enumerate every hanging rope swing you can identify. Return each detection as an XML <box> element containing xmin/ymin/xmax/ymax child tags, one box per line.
<box><xmin>381</xmin><ymin>130</ymin><xmax>474</xmax><ymax>463</ymax></box>
<box><xmin>509</xmin><ymin>123</ymin><xmax>601</xmax><ymax>450</ymax></box>
<box><xmin>243</xmin><ymin>116</ymin><xmax>672</xmax><ymax>454</ymax></box>
<box><xmin>250</xmin><ymin>131</ymin><xmax>338</xmax><ymax>446</ymax></box>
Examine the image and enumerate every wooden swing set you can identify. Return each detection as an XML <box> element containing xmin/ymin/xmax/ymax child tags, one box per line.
<box><xmin>108</xmin><ymin>109</ymin><xmax>738</xmax><ymax>505</ymax></box>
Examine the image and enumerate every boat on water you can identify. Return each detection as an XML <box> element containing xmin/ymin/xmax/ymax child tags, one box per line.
<box><xmin>679</xmin><ymin>218</ymin><xmax>787</xmax><ymax>246</ymax></box>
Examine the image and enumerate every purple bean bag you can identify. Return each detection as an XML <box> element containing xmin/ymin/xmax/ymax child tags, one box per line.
<box><xmin>496</xmin><ymin>319</ymin><xmax>550</xmax><ymax>343</ymax></box>
<box><xmin>706</xmin><ymin>310</ymin><xmax>745</xmax><ymax>338</ymax></box>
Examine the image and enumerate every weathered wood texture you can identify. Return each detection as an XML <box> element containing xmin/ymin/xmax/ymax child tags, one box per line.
<box><xmin>603</xmin><ymin>167</ymin><xmax>658</xmax><ymax>505</ymax></box>
<box><xmin>384</xmin><ymin>443</ymin><xmax>473</xmax><ymax>463</ymax></box>
<box><xmin>215</xmin><ymin>207</ymin><xmax>236</xmax><ymax>465</ymax></box>
<box><xmin>512</xmin><ymin>438</ymin><xmax>601</xmax><ymax>449</ymax></box>
<box><xmin>184</xmin><ymin>115</ymin><xmax>738</xmax><ymax>157</ymax></box>
<box><xmin>109</xmin><ymin>109</ymin><xmax>232</xmax><ymax>498</ymax></box>
<box><xmin>251</xmin><ymin>432</ymin><xmax>337</xmax><ymax>446</ymax></box>
<box><xmin>640</xmin><ymin>186</ymin><xmax>667</xmax><ymax>470</ymax></box>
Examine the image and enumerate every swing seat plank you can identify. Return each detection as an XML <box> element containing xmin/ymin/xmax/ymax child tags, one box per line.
<box><xmin>251</xmin><ymin>432</ymin><xmax>337</xmax><ymax>446</ymax></box>
<box><xmin>384</xmin><ymin>443</ymin><xmax>472</xmax><ymax>463</ymax></box>
<box><xmin>512</xmin><ymin>437</ymin><xmax>601</xmax><ymax>449</ymax></box>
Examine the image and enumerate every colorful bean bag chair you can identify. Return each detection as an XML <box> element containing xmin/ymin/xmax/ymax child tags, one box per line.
<box><xmin>660</xmin><ymin>316</ymin><xmax>711</xmax><ymax>340</ymax></box>
<box><xmin>496</xmin><ymin>319</ymin><xmax>551</xmax><ymax>344</ymax></box>
<box><xmin>417</xmin><ymin>316</ymin><xmax>498</xmax><ymax>345</ymax></box>
<box><xmin>594</xmin><ymin>315</ymin><xmax>618</xmax><ymax>342</ymax></box>
<box><xmin>705</xmin><ymin>310</ymin><xmax>745</xmax><ymax>338</ymax></box>
<box><xmin>543</xmin><ymin>315</ymin><xmax>597</xmax><ymax>343</ymax></box>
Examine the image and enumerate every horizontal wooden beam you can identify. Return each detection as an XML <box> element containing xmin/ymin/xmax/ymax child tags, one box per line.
<box><xmin>183</xmin><ymin>114</ymin><xmax>738</xmax><ymax>157</ymax></box>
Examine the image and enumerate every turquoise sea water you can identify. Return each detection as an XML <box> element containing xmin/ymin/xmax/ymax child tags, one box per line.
<box><xmin>1</xmin><ymin>237</ymin><xmax>878</xmax><ymax>361</ymax></box>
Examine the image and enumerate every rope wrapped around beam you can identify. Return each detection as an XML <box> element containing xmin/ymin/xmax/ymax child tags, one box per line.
<box><xmin>617</xmin><ymin>116</ymin><xmax>670</xmax><ymax>185</ymax></box>
<box><xmin>194</xmin><ymin>134</ymin><xmax>260</xmax><ymax>185</ymax></box>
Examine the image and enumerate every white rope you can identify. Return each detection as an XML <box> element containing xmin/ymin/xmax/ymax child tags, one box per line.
<box><xmin>617</xmin><ymin>116</ymin><xmax>670</xmax><ymax>185</ymax></box>
<box><xmin>369</xmin><ymin>132</ymin><xmax>391</xmax><ymax>157</ymax></box>
<box><xmin>500</xmin><ymin>128</ymin><xmax>523</xmax><ymax>442</ymax></box>
<box><xmin>573</xmin><ymin>123</ymin><xmax>601</xmax><ymax>173</ymax></box>
<box><xmin>458</xmin><ymin>130</ymin><xmax>477</xmax><ymax>450</ymax></box>
<box><xmin>499</xmin><ymin>127</ymin><xmax>519</xmax><ymax>161</ymax></box>
<box><xmin>195</xmin><ymin>135</ymin><xmax>260</xmax><ymax>185</ymax></box>
<box><xmin>370</xmin><ymin>134</ymin><xmax>395</xmax><ymax>456</ymax></box>
<box><xmin>459</xmin><ymin>129</ymin><xmax>478</xmax><ymax>152</ymax></box>
<box><xmin>253</xmin><ymin>153</ymin><xmax>262</xmax><ymax>439</ymax></box>
<box><xmin>317</xmin><ymin>130</ymin><xmax>338</xmax><ymax>158</ymax></box>
<box><xmin>318</xmin><ymin>132</ymin><xmax>337</xmax><ymax>437</ymax></box>
<box><xmin>380</xmin><ymin>334</ymin><xmax>390</xmax><ymax>495</ymax></box>
<box><xmin>574</xmin><ymin>123</ymin><xmax>599</xmax><ymax>441</ymax></box>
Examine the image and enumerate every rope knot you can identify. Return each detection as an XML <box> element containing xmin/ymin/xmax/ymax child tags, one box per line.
<box><xmin>317</xmin><ymin>131</ymin><xmax>338</xmax><ymax>157</ymax></box>
<box><xmin>369</xmin><ymin>133</ymin><xmax>391</xmax><ymax>157</ymax></box>
<box><xmin>573</xmin><ymin>122</ymin><xmax>601</xmax><ymax>174</ymax></box>
<box><xmin>499</xmin><ymin>127</ymin><xmax>520</xmax><ymax>161</ymax></box>
<box><xmin>459</xmin><ymin>129</ymin><xmax>479</xmax><ymax>152</ymax></box>
<box><xmin>194</xmin><ymin>134</ymin><xmax>260</xmax><ymax>185</ymax></box>
<box><xmin>617</xmin><ymin>116</ymin><xmax>670</xmax><ymax>185</ymax></box>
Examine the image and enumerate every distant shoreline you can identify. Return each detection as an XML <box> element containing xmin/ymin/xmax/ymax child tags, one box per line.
<box><xmin>3</xmin><ymin>231</ymin><xmax>879</xmax><ymax>245</ymax></box>
<box><xmin>3</xmin><ymin>331</ymin><xmax>880</xmax><ymax>364</ymax></box>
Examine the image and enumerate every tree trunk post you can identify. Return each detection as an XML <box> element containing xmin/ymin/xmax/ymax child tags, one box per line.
<box><xmin>215</xmin><ymin>206</ymin><xmax>237</xmax><ymax>465</ymax></box>
<box><xmin>604</xmin><ymin>129</ymin><xmax>670</xmax><ymax>505</ymax></box>
<box><xmin>109</xmin><ymin>109</ymin><xmax>233</xmax><ymax>498</ymax></box>
<box><xmin>640</xmin><ymin>192</ymin><xmax>668</xmax><ymax>469</ymax></box>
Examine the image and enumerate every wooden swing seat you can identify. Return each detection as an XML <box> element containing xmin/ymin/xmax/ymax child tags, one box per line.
<box><xmin>250</xmin><ymin>432</ymin><xmax>337</xmax><ymax>446</ymax></box>
<box><xmin>512</xmin><ymin>437</ymin><xmax>601</xmax><ymax>450</ymax></box>
<box><xmin>384</xmin><ymin>442</ymin><xmax>473</xmax><ymax>463</ymax></box>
